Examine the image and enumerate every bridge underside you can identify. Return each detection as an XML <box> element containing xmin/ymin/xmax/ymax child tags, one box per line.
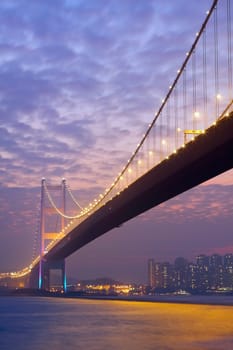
<box><xmin>44</xmin><ymin>114</ymin><xmax>233</xmax><ymax>261</ymax></box>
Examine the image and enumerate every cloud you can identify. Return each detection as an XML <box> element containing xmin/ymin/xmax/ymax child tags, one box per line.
<box><xmin>0</xmin><ymin>0</ymin><xmax>222</xmax><ymax>190</ymax></box>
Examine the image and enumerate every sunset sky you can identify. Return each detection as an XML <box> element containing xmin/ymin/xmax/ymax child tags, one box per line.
<box><xmin>0</xmin><ymin>0</ymin><xmax>233</xmax><ymax>284</ymax></box>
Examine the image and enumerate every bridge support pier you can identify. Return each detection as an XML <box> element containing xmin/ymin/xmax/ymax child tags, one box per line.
<box><xmin>39</xmin><ymin>259</ymin><xmax>67</xmax><ymax>292</ymax></box>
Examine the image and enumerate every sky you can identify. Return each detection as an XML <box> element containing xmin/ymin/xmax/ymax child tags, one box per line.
<box><xmin>0</xmin><ymin>0</ymin><xmax>233</xmax><ymax>284</ymax></box>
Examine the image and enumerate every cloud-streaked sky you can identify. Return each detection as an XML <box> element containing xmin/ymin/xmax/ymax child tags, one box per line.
<box><xmin>0</xmin><ymin>0</ymin><xmax>233</xmax><ymax>283</ymax></box>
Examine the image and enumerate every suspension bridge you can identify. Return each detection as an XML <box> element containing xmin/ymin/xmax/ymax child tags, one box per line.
<box><xmin>1</xmin><ymin>0</ymin><xmax>233</xmax><ymax>291</ymax></box>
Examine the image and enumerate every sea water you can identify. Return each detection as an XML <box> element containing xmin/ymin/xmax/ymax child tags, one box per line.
<box><xmin>0</xmin><ymin>296</ymin><xmax>233</xmax><ymax>350</ymax></box>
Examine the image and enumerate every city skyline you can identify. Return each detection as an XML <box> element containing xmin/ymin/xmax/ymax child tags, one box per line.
<box><xmin>0</xmin><ymin>0</ymin><xmax>233</xmax><ymax>284</ymax></box>
<box><xmin>148</xmin><ymin>252</ymin><xmax>233</xmax><ymax>292</ymax></box>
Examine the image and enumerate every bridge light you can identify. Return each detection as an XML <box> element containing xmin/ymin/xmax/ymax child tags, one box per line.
<box><xmin>216</xmin><ymin>93</ymin><xmax>222</xmax><ymax>100</ymax></box>
<box><xmin>149</xmin><ymin>151</ymin><xmax>153</xmax><ymax>156</ymax></box>
<box><xmin>138</xmin><ymin>159</ymin><xmax>142</xmax><ymax>165</ymax></box>
<box><xmin>161</xmin><ymin>139</ymin><xmax>166</xmax><ymax>145</ymax></box>
<box><xmin>194</xmin><ymin>111</ymin><xmax>200</xmax><ymax>118</ymax></box>
<box><xmin>128</xmin><ymin>168</ymin><xmax>132</xmax><ymax>173</ymax></box>
<box><xmin>177</xmin><ymin>127</ymin><xmax>181</xmax><ymax>132</ymax></box>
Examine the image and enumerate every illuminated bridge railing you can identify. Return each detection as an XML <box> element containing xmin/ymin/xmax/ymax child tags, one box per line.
<box><xmin>40</xmin><ymin>0</ymin><xmax>233</xmax><ymax>253</ymax></box>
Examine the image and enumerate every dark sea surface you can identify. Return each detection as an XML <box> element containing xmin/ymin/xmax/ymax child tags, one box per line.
<box><xmin>0</xmin><ymin>296</ymin><xmax>233</xmax><ymax>350</ymax></box>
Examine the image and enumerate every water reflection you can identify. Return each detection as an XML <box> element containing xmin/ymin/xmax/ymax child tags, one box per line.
<box><xmin>0</xmin><ymin>297</ymin><xmax>233</xmax><ymax>349</ymax></box>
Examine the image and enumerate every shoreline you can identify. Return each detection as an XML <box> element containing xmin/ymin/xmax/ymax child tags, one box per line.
<box><xmin>1</xmin><ymin>290</ymin><xmax>233</xmax><ymax>306</ymax></box>
<box><xmin>70</xmin><ymin>294</ymin><xmax>233</xmax><ymax>306</ymax></box>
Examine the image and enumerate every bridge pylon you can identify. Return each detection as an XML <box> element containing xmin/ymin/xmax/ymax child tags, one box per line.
<box><xmin>37</xmin><ymin>178</ymin><xmax>67</xmax><ymax>292</ymax></box>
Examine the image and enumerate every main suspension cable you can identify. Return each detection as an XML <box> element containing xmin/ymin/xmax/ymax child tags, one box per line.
<box><xmin>65</xmin><ymin>184</ymin><xmax>83</xmax><ymax>210</ymax></box>
<box><xmin>44</xmin><ymin>181</ymin><xmax>84</xmax><ymax>220</ymax></box>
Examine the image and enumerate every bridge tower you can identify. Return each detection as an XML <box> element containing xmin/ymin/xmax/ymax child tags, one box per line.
<box><xmin>38</xmin><ymin>178</ymin><xmax>67</xmax><ymax>292</ymax></box>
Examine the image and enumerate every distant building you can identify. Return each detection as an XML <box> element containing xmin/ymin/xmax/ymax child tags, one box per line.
<box><xmin>147</xmin><ymin>252</ymin><xmax>233</xmax><ymax>293</ymax></box>
<box><xmin>196</xmin><ymin>255</ymin><xmax>210</xmax><ymax>291</ymax></box>
<box><xmin>223</xmin><ymin>254</ymin><xmax>233</xmax><ymax>288</ymax></box>
<box><xmin>174</xmin><ymin>257</ymin><xmax>188</xmax><ymax>290</ymax></box>
<box><xmin>148</xmin><ymin>259</ymin><xmax>155</xmax><ymax>287</ymax></box>
<box><xmin>224</xmin><ymin>253</ymin><xmax>233</xmax><ymax>267</ymax></box>
<box><xmin>154</xmin><ymin>262</ymin><xmax>162</xmax><ymax>289</ymax></box>
<box><xmin>160</xmin><ymin>262</ymin><xmax>173</xmax><ymax>290</ymax></box>
<box><xmin>209</xmin><ymin>254</ymin><xmax>224</xmax><ymax>289</ymax></box>
<box><xmin>148</xmin><ymin>259</ymin><xmax>173</xmax><ymax>291</ymax></box>
<box><xmin>187</xmin><ymin>263</ymin><xmax>198</xmax><ymax>290</ymax></box>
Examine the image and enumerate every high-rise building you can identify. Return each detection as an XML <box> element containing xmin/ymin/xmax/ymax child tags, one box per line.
<box><xmin>196</xmin><ymin>254</ymin><xmax>210</xmax><ymax>290</ymax></box>
<box><xmin>223</xmin><ymin>254</ymin><xmax>233</xmax><ymax>288</ymax></box>
<box><xmin>174</xmin><ymin>257</ymin><xmax>188</xmax><ymax>290</ymax></box>
<box><xmin>160</xmin><ymin>262</ymin><xmax>173</xmax><ymax>290</ymax></box>
<box><xmin>196</xmin><ymin>254</ymin><xmax>209</xmax><ymax>267</ymax></box>
<box><xmin>209</xmin><ymin>254</ymin><xmax>223</xmax><ymax>289</ymax></box>
<box><xmin>148</xmin><ymin>259</ymin><xmax>155</xmax><ymax>288</ymax></box>
<box><xmin>154</xmin><ymin>262</ymin><xmax>162</xmax><ymax>289</ymax></box>
<box><xmin>209</xmin><ymin>254</ymin><xmax>222</xmax><ymax>267</ymax></box>
<box><xmin>187</xmin><ymin>263</ymin><xmax>198</xmax><ymax>290</ymax></box>
<box><xmin>147</xmin><ymin>253</ymin><xmax>233</xmax><ymax>293</ymax></box>
<box><xmin>223</xmin><ymin>254</ymin><xmax>233</xmax><ymax>267</ymax></box>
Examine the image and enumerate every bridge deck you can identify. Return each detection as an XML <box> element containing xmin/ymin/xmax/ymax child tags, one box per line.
<box><xmin>46</xmin><ymin>114</ymin><xmax>233</xmax><ymax>261</ymax></box>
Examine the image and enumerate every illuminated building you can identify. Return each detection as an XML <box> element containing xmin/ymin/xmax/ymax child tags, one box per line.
<box><xmin>224</xmin><ymin>254</ymin><xmax>233</xmax><ymax>267</ymax></box>
<box><xmin>209</xmin><ymin>254</ymin><xmax>224</xmax><ymax>289</ymax></box>
<box><xmin>174</xmin><ymin>257</ymin><xmax>188</xmax><ymax>290</ymax></box>
<box><xmin>160</xmin><ymin>262</ymin><xmax>173</xmax><ymax>290</ymax></box>
<box><xmin>154</xmin><ymin>262</ymin><xmax>162</xmax><ymax>289</ymax></box>
<box><xmin>187</xmin><ymin>263</ymin><xmax>198</xmax><ymax>290</ymax></box>
<box><xmin>148</xmin><ymin>259</ymin><xmax>155</xmax><ymax>287</ymax></box>
<box><xmin>223</xmin><ymin>254</ymin><xmax>233</xmax><ymax>289</ymax></box>
<box><xmin>147</xmin><ymin>253</ymin><xmax>233</xmax><ymax>293</ymax></box>
<box><xmin>196</xmin><ymin>254</ymin><xmax>210</xmax><ymax>291</ymax></box>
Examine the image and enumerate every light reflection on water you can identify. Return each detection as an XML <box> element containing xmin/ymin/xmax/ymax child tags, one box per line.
<box><xmin>0</xmin><ymin>296</ymin><xmax>233</xmax><ymax>349</ymax></box>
